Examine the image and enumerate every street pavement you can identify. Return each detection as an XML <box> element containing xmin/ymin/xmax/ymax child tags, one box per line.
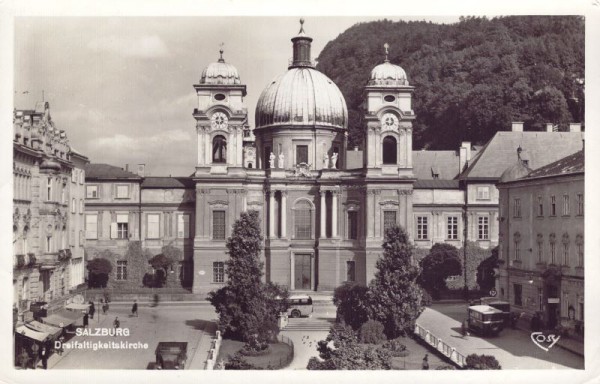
<box><xmin>49</xmin><ymin>304</ymin><xmax>217</xmax><ymax>369</ymax></box>
<box><xmin>418</xmin><ymin>303</ymin><xmax>584</xmax><ymax>369</ymax></box>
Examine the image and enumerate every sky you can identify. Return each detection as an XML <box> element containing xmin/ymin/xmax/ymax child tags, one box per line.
<box><xmin>13</xmin><ymin>16</ymin><xmax>461</xmax><ymax>176</ymax></box>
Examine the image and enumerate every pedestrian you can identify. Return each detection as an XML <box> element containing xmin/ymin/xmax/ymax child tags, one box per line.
<box><xmin>131</xmin><ymin>300</ymin><xmax>138</xmax><ymax>317</ymax></box>
<box><xmin>40</xmin><ymin>346</ymin><xmax>48</xmax><ymax>370</ymax></box>
<box><xmin>153</xmin><ymin>294</ymin><xmax>159</xmax><ymax>308</ymax></box>
<box><xmin>89</xmin><ymin>301</ymin><xmax>95</xmax><ymax>319</ymax></box>
<box><xmin>103</xmin><ymin>301</ymin><xmax>109</xmax><ymax>314</ymax></box>
<box><xmin>422</xmin><ymin>354</ymin><xmax>429</xmax><ymax>370</ymax></box>
<box><xmin>31</xmin><ymin>342</ymin><xmax>39</xmax><ymax>369</ymax></box>
<box><xmin>19</xmin><ymin>348</ymin><xmax>29</xmax><ymax>369</ymax></box>
<box><xmin>83</xmin><ymin>313</ymin><xmax>89</xmax><ymax>329</ymax></box>
<box><xmin>113</xmin><ymin>317</ymin><xmax>120</xmax><ymax>335</ymax></box>
<box><xmin>461</xmin><ymin>319</ymin><xmax>468</xmax><ymax>337</ymax></box>
<box><xmin>56</xmin><ymin>334</ymin><xmax>65</xmax><ymax>356</ymax></box>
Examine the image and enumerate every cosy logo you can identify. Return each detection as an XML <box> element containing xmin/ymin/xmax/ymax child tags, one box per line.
<box><xmin>530</xmin><ymin>332</ymin><xmax>560</xmax><ymax>352</ymax></box>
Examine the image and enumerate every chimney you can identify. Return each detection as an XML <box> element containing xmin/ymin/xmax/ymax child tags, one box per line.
<box><xmin>546</xmin><ymin>123</ymin><xmax>554</xmax><ymax>132</ymax></box>
<box><xmin>137</xmin><ymin>164</ymin><xmax>146</xmax><ymax>177</ymax></box>
<box><xmin>511</xmin><ymin>122</ymin><xmax>524</xmax><ymax>132</ymax></box>
<box><xmin>569</xmin><ymin>123</ymin><xmax>581</xmax><ymax>132</ymax></box>
<box><xmin>459</xmin><ymin>141</ymin><xmax>471</xmax><ymax>173</ymax></box>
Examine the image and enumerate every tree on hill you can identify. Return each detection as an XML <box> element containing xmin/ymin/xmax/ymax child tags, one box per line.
<box><xmin>419</xmin><ymin>243</ymin><xmax>462</xmax><ymax>298</ymax></box>
<box><xmin>316</xmin><ymin>16</ymin><xmax>584</xmax><ymax>149</ymax></box>
<box><xmin>207</xmin><ymin>210</ymin><xmax>288</xmax><ymax>343</ymax></box>
<box><xmin>366</xmin><ymin>226</ymin><xmax>424</xmax><ymax>339</ymax></box>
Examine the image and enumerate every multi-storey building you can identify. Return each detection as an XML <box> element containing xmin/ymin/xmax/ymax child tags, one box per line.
<box><xmin>496</xmin><ymin>150</ymin><xmax>584</xmax><ymax>332</ymax></box>
<box><xmin>13</xmin><ymin>102</ymin><xmax>89</xmax><ymax>324</ymax></box>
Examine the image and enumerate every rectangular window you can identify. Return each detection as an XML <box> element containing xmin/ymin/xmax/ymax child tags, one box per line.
<box><xmin>550</xmin><ymin>195</ymin><xmax>556</xmax><ymax>216</ymax></box>
<box><xmin>79</xmin><ymin>170</ymin><xmax>84</xmax><ymax>184</ymax></box>
<box><xmin>79</xmin><ymin>199</ymin><xmax>84</xmax><ymax>215</ymax></box>
<box><xmin>577</xmin><ymin>244</ymin><xmax>583</xmax><ymax>267</ymax></box>
<box><xmin>383</xmin><ymin>211</ymin><xmax>397</xmax><ymax>234</ymax></box>
<box><xmin>294</xmin><ymin>208</ymin><xmax>312</xmax><ymax>239</ymax></box>
<box><xmin>415</xmin><ymin>215</ymin><xmax>427</xmax><ymax>240</ymax></box>
<box><xmin>447</xmin><ymin>216</ymin><xmax>458</xmax><ymax>240</ymax></box>
<box><xmin>514</xmin><ymin>240</ymin><xmax>520</xmax><ymax>261</ymax></box>
<box><xmin>296</xmin><ymin>145</ymin><xmax>309</xmax><ymax>165</ymax></box>
<box><xmin>537</xmin><ymin>196</ymin><xmax>544</xmax><ymax>216</ymax></box>
<box><xmin>346</xmin><ymin>261</ymin><xmax>356</xmax><ymax>282</ymax></box>
<box><xmin>147</xmin><ymin>214</ymin><xmax>160</xmax><ymax>239</ymax></box>
<box><xmin>213</xmin><ymin>210</ymin><xmax>226</xmax><ymax>240</ymax></box>
<box><xmin>513</xmin><ymin>283</ymin><xmax>523</xmax><ymax>306</ymax></box>
<box><xmin>264</xmin><ymin>146</ymin><xmax>271</xmax><ymax>169</ymax></box>
<box><xmin>347</xmin><ymin>211</ymin><xmax>358</xmax><ymax>240</ymax></box>
<box><xmin>85</xmin><ymin>214</ymin><xmax>98</xmax><ymax>239</ymax></box>
<box><xmin>71</xmin><ymin>170</ymin><xmax>77</xmax><ymax>183</ymax></box>
<box><xmin>116</xmin><ymin>261</ymin><xmax>127</xmax><ymax>281</ymax></box>
<box><xmin>117</xmin><ymin>214</ymin><xmax>129</xmax><ymax>239</ymax></box>
<box><xmin>478</xmin><ymin>216</ymin><xmax>489</xmax><ymax>240</ymax></box>
<box><xmin>177</xmin><ymin>214</ymin><xmax>190</xmax><ymax>239</ymax></box>
<box><xmin>563</xmin><ymin>195</ymin><xmax>570</xmax><ymax>215</ymax></box>
<box><xmin>71</xmin><ymin>198</ymin><xmax>76</xmax><ymax>214</ymax></box>
<box><xmin>86</xmin><ymin>185</ymin><xmax>98</xmax><ymax>199</ymax></box>
<box><xmin>538</xmin><ymin>288</ymin><xmax>543</xmax><ymax>312</ymax></box>
<box><xmin>47</xmin><ymin>177</ymin><xmax>52</xmax><ymax>201</ymax></box>
<box><xmin>563</xmin><ymin>244</ymin><xmax>569</xmax><ymax>266</ymax></box>
<box><xmin>213</xmin><ymin>261</ymin><xmax>225</xmax><ymax>283</ymax></box>
<box><xmin>476</xmin><ymin>186</ymin><xmax>490</xmax><ymax>200</ymax></box>
<box><xmin>550</xmin><ymin>243</ymin><xmax>556</xmax><ymax>264</ymax></box>
<box><xmin>577</xmin><ymin>193</ymin><xmax>584</xmax><ymax>216</ymax></box>
<box><xmin>513</xmin><ymin>198</ymin><xmax>521</xmax><ymax>218</ymax></box>
<box><xmin>537</xmin><ymin>242</ymin><xmax>543</xmax><ymax>263</ymax></box>
<box><xmin>116</xmin><ymin>185</ymin><xmax>129</xmax><ymax>199</ymax></box>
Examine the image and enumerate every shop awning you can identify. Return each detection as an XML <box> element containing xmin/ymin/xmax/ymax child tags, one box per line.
<box><xmin>42</xmin><ymin>309</ymin><xmax>83</xmax><ymax>328</ymax></box>
<box><xmin>15</xmin><ymin>325</ymin><xmax>50</xmax><ymax>342</ymax></box>
<box><xmin>25</xmin><ymin>321</ymin><xmax>62</xmax><ymax>339</ymax></box>
<box><xmin>65</xmin><ymin>303</ymin><xmax>90</xmax><ymax>311</ymax></box>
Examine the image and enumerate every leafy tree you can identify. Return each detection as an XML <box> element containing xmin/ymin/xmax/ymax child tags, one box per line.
<box><xmin>464</xmin><ymin>354</ymin><xmax>502</xmax><ymax>370</ymax></box>
<box><xmin>86</xmin><ymin>258</ymin><xmax>112</xmax><ymax>288</ymax></box>
<box><xmin>333</xmin><ymin>282</ymin><xmax>370</xmax><ymax>330</ymax></box>
<box><xmin>224</xmin><ymin>352</ymin><xmax>261</xmax><ymax>370</ymax></box>
<box><xmin>477</xmin><ymin>246</ymin><xmax>499</xmax><ymax>293</ymax></box>
<box><xmin>208</xmin><ymin>210</ymin><xmax>288</xmax><ymax>343</ymax></box>
<box><xmin>358</xmin><ymin>320</ymin><xmax>386</xmax><ymax>344</ymax></box>
<box><xmin>448</xmin><ymin>241</ymin><xmax>493</xmax><ymax>291</ymax></box>
<box><xmin>148</xmin><ymin>254</ymin><xmax>172</xmax><ymax>288</ymax></box>
<box><xmin>366</xmin><ymin>226</ymin><xmax>424</xmax><ymax>339</ymax></box>
<box><xmin>419</xmin><ymin>243</ymin><xmax>462</xmax><ymax>298</ymax></box>
<box><xmin>307</xmin><ymin>324</ymin><xmax>392</xmax><ymax>370</ymax></box>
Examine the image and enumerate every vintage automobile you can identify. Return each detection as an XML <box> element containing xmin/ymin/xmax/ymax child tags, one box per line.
<box><xmin>155</xmin><ymin>342</ymin><xmax>188</xmax><ymax>370</ymax></box>
<box><xmin>467</xmin><ymin>305</ymin><xmax>505</xmax><ymax>336</ymax></box>
<box><xmin>470</xmin><ymin>297</ymin><xmax>511</xmax><ymax>326</ymax></box>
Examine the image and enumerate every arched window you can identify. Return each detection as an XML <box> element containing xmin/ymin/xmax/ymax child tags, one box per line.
<box><xmin>382</xmin><ymin>136</ymin><xmax>397</xmax><ymax>164</ymax></box>
<box><xmin>212</xmin><ymin>135</ymin><xmax>227</xmax><ymax>163</ymax></box>
<box><xmin>294</xmin><ymin>200</ymin><xmax>312</xmax><ymax>239</ymax></box>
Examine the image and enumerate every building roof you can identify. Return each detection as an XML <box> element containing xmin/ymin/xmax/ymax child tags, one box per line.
<box><xmin>525</xmin><ymin>150</ymin><xmax>584</xmax><ymax>180</ymax></box>
<box><xmin>141</xmin><ymin>177</ymin><xmax>195</xmax><ymax>188</ymax></box>
<box><xmin>413</xmin><ymin>179</ymin><xmax>460</xmax><ymax>189</ymax></box>
<box><xmin>412</xmin><ymin>150</ymin><xmax>461</xmax><ymax>180</ymax></box>
<box><xmin>85</xmin><ymin>163</ymin><xmax>141</xmax><ymax>179</ymax></box>
<box><xmin>460</xmin><ymin>131</ymin><xmax>584</xmax><ymax>179</ymax></box>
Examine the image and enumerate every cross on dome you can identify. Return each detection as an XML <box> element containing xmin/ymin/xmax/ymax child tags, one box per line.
<box><xmin>298</xmin><ymin>18</ymin><xmax>306</xmax><ymax>36</ymax></box>
<box><xmin>218</xmin><ymin>43</ymin><xmax>225</xmax><ymax>63</ymax></box>
<box><xmin>384</xmin><ymin>43</ymin><xmax>390</xmax><ymax>62</ymax></box>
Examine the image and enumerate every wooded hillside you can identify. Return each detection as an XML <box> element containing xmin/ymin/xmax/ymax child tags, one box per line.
<box><xmin>316</xmin><ymin>16</ymin><xmax>584</xmax><ymax>149</ymax></box>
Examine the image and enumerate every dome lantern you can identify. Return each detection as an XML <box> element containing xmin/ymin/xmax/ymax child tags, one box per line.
<box><xmin>289</xmin><ymin>18</ymin><xmax>314</xmax><ymax>69</ymax></box>
<box><xmin>200</xmin><ymin>46</ymin><xmax>241</xmax><ymax>85</ymax></box>
<box><xmin>369</xmin><ymin>43</ymin><xmax>409</xmax><ymax>86</ymax></box>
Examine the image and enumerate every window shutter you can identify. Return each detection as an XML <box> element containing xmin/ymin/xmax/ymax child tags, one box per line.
<box><xmin>110</xmin><ymin>222</ymin><xmax>118</xmax><ymax>239</ymax></box>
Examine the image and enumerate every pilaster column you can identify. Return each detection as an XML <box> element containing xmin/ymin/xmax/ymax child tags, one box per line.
<box><xmin>367</xmin><ymin>190</ymin><xmax>375</xmax><ymax>238</ymax></box>
<box><xmin>281</xmin><ymin>191</ymin><xmax>287</xmax><ymax>238</ymax></box>
<box><xmin>332</xmin><ymin>191</ymin><xmax>338</xmax><ymax>237</ymax></box>
<box><xmin>376</xmin><ymin>127</ymin><xmax>382</xmax><ymax>167</ymax></box>
<box><xmin>237</xmin><ymin>126</ymin><xmax>244</xmax><ymax>167</ymax></box>
<box><xmin>269</xmin><ymin>191</ymin><xmax>275</xmax><ymax>238</ymax></box>
<box><xmin>205</xmin><ymin>129</ymin><xmax>211</xmax><ymax>165</ymax></box>
<box><xmin>320</xmin><ymin>191</ymin><xmax>327</xmax><ymax>238</ymax></box>
<box><xmin>196</xmin><ymin>124</ymin><xmax>203</xmax><ymax>165</ymax></box>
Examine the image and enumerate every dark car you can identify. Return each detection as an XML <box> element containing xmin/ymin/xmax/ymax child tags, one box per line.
<box><xmin>155</xmin><ymin>342</ymin><xmax>187</xmax><ymax>370</ymax></box>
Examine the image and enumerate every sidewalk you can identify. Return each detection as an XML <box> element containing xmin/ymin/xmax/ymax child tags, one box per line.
<box><xmin>556</xmin><ymin>336</ymin><xmax>584</xmax><ymax>357</ymax></box>
<box><xmin>187</xmin><ymin>321</ymin><xmax>218</xmax><ymax>369</ymax></box>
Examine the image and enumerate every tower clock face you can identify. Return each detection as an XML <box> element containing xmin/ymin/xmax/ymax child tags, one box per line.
<box><xmin>211</xmin><ymin>112</ymin><xmax>228</xmax><ymax>130</ymax></box>
<box><xmin>382</xmin><ymin>113</ymin><xmax>399</xmax><ymax>130</ymax></box>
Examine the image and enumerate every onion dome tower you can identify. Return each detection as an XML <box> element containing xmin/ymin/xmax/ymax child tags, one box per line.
<box><xmin>193</xmin><ymin>47</ymin><xmax>248</xmax><ymax>175</ymax></box>
<box><xmin>364</xmin><ymin>43</ymin><xmax>415</xmax><ymax>177</ymax></box>
<box><xmin>254</xmin><ymin>19</ymin><xmax>348</xmax><ymax>171</ymax></box>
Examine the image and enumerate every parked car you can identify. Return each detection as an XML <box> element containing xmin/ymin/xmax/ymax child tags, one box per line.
<box><xmin>155</xmin><ymin>342</ymin><xmax>187</xmax><ymax>370</ymax></box>
<box><xmin>470</xmin><ymin>297</ymin><xmax>511</xmax><ymax>326</ymax></box>
<box><xmin>286</xmin><ymin>295</ymin><xmax>313</xmax><ymax>318</ymax></box>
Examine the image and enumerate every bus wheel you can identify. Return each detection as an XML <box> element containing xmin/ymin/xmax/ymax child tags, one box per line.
<box><xmin>291</xmin><ymin>309</ymin><xmax>301</xmax><ymax>318</ymax></box>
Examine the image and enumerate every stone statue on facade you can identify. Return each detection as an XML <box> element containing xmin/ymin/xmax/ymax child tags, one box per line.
<box><xmin>323</xmin><ymin>152</ymin><xmax>329</xmax><ymax>169</ymax></box>
<box><xmin>331</xmin><ymin>152</ymin><xmax>339</xmax><ymax>169</ymax></box>
<box><xmin>278</xmin><ymin>152</ymin><xmax>284</xmax><ymax>169</ymax></box>
<box><xmin>269</xmin><ymin>152</ymin><xmax>275</xmax><ymax>169</ymax></box>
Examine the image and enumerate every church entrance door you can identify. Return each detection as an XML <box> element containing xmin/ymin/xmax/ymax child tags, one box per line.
<box><xmin>294</xmin><ymin>254</ymin><xmax>311</xmax><ymax>290</ymax></box>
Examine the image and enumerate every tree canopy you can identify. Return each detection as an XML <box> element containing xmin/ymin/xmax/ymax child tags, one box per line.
<box><xmin>419</xmin><ymin>243</ymin><xmax>462</xmax><ymax>297</ymax></box>
<box><xmin>316</xmin><ymin>16</ymin><xmax>584</xmax><ymax>149</ymax></box>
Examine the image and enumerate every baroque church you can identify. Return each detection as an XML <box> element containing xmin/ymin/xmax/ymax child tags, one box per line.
<box><xmin>192</xmin><ymin>20</ymin><xmax>416</xmax><ymax>293</ymax></box>
<box><xmin>79</xmin><ymin>19</ymin><xmax>583</xmax><ymax>296</ymax></box>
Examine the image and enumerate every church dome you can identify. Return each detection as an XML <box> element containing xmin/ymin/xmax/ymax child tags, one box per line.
<box><xmin>200</xmin><ymin>50</ymin><xmax>241</xmax><ymax>85</ymax></box>
<box><xmin>255</xmin><ymin>68</ymin><xmax>347</xmax><ymax>129</ymax></box>
<box><xmin>369</xmin><ymin>62</ymin><xmax>408</xmax><ymax>86</ymax></box>
<box><xmin>499</xmin><ymin>148</ymin><xmax>532</xmax><ymax>183</ymax></box>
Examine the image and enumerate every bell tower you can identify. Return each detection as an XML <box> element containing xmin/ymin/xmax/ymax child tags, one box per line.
<box><xmin>193</xmin><ymin>47</ymin><xmax>248</xmax><ymax>175</ymax></box>
<box><xmin>364</xmin><ymin>43</ymin><xmax>415</xmax><ymax>177</ymax></box>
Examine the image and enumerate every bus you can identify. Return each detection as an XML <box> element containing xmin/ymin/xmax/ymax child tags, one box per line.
<box><xmin>467</xmin><ymin>305</ymin><xmax>505</xmax><ymax>336</ymax></box>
